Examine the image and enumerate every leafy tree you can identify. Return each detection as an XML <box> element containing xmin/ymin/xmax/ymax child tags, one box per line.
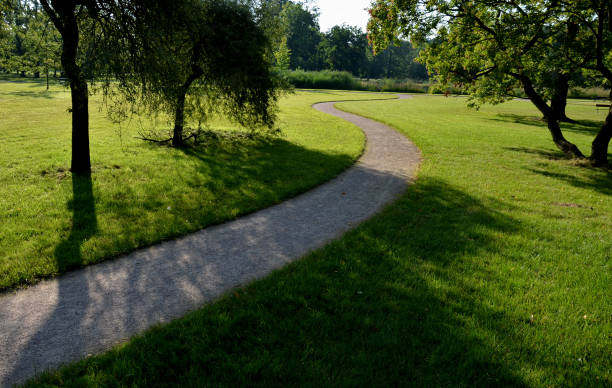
<box><xmin>274</xmin><ymin>35</ymin><xmax>292</xmax><ymax>70</ymax></box>
<box><xmin>38</xmin><ymin>0</ymin><xmax>108</xmax><ymax>174</ymax></box>
<box><xmin>114</xmin><ymin>0</ymin><xmax>281</xmax><ymax>147</ymax></box>
<box><xmin>562</xmin><ymin>0</ymin><xmax>612</xmax><ymax>165</ymax></box>
<box><xmin>366</xmin><ymin>39</ymin><xmax>427</xmax><ymax>80</ymax></box>
<box><xmin>0</xmin><ymin>4</ymin><xmax>11</xmax><ymax>70</ymax></box>
<box><xmin>18</xmin><ymin>7</ymin><xmax>61</xmax><ymax>86</ymax></box>
<box><xmin>281</xmin><ymin>1</ymin><xmax>323</xmax><ymax>70</ymax></box>
<box><xmin>368</xmin><ymin>0</ymin><xmax>610</xmax><ymax>165</ymax></box>
<box><xmin>322</xmin><ymin>25</ymin><xmax>368</xmax><ymax>76</ymax></box>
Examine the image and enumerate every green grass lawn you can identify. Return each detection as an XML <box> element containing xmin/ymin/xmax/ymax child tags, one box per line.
<box><xmin>22</xmin><ymin>95</ymin><xmax>611</xmax><ymax>387</ymax></box>
<box><xmin>0</xmin><ymin>79</ymin><xmax>396</xmax><ymax>290</ymax></box>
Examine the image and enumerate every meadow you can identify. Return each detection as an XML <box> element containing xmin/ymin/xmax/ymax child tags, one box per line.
<box><xmin>22</xmin><ymin>93</ymin><xmax>611</xmax><ymax>387</ymax></box>
<box><xmin>0</xmin><ymin>79</ymin><xmax>394</xmax><ymax>290</ymax></box>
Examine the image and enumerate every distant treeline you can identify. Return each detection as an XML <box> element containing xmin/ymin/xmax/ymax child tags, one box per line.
<box><xmin>282</xmin><ymin>69</ymin><xmax>611</xmax><ymax>99</ymax></box>
<box><xmin>270</xmin><ymin>1</ymin><xmax>428</xmax><ymax>80</ymax></box>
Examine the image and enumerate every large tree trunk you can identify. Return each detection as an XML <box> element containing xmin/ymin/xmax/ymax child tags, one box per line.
<box><xmin>41</xmin><ymin>1</ymin><xmax>91</xmax><ymax>174</ymax></box>
<box><xmin>551</xmin><ymin>73</ymin><xmax>574</xmax><ymax>123</ymax></box>
<box><xmin>519</xmin><ymin>74</ymin><xmax>584</xmax><ymax>159</ymax></box>
<box><xmin>62</xmin><ymin>18</ymin><xmax>90</xmax><ymax>174</ymax></box>
<box><xmin>590</xmin><ymin>106</ymin><xmax>611</xmax><ymax>166</ymax></box>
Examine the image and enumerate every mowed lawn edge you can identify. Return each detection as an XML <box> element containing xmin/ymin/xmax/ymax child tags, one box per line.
<box><xmin>0</xmin><ymin>81</ymin><xmax>396</xmax><ymax>291</ymax></box>
<box><xmin>23</xmin><ymin>95</ymin><xmax>611</xmax><ymax>387</ymax></box>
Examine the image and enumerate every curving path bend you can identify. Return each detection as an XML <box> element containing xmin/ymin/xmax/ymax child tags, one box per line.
<box><xmin>0</xmin><ymin>95</ymin><xmax>421</xmax><ymax>387</ymax></box>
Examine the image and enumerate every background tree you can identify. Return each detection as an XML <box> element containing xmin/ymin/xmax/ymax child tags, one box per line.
<box><xmin>280</xmin><ymin>1</ymin><xmax>323</xmax><ymax>70</ymax></box>
<box><xmin>0</xmin><ymin>3</ymin><xmax>11</xmax><ymax>70</ymax></box>
<box><xmin>322</xmin><ymin>25</ymin><xmax>368</xmax><ymax>77</ymax></box>
<box><xmin>114</xmin><ymin>0</ymin><xmax>282</xmax><ymax>147</ymax></box>
<box><xmin>562</xmin><ymin>0</ymin><xmax>612</xmax><ymax>165</ymax></box>
<box><xmin>366</xmin><ymin>39</ymin><xmax>427</xmax><ymax>80</ymax></box>
<box><xmin>19</xmin><ymin>7</ymin><xmax>61</xmax><ymax>86</ymax></box>
<box><xmin>368</xmin><ymin>0</ymin><xmax>610</xmax><ymax>165</ymax></box>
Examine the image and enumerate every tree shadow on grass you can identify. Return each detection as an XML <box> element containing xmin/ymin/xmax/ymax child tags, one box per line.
<box><xmin>503</xmin><ymin>146</ymin><xmax>567</xmax><ymax>161</ymax></box>
<box><xmin>2</xmin><ymin>173</ymin><xmax>97</xmax><ymax>386</ymax></box>
<box><xmin>489</xmin><ymin>113</ymin><xmax>602</xmax><ymax>135</ymax></box>
<box><xmin>27</xmin><ymin>178</ymin><xmax>567</xmax><ymax>387</ymax></box>
<box><xmin>0</xmin><ymin>90</ymin><xmax>56</xmax><ymax>99</ymax></box>
<box><xmin>54</xmin><ymin>173</ymin><xmax>98</xmax><ymax>271</ymax></box>
<box><xmin>526</xmin><ymin>167</ymin><xmax>612</xmax><ymax>196</ymax></box>
<box><xmin>502</xmin><ymin>146</ymin><xmax>611</xmax><ymax>195</ymax></box>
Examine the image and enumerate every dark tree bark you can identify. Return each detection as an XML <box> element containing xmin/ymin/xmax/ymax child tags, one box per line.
<box><xmin>172</xmin><ymin>91</ymin><xmax>187</xmax><ymax>147</ymax></box>
<box><xmin>518</xmin><ymin>74</ymin><xmax>585</xmax><ymax>159</ymax></box>
<box><xmin>591</xmin><ymin>107</ymin><xmax>611</xmax><ymax>166</ymax></box>
<box><xmin>172</xmin><ymin>70</ymin><xmax>203</xmax><ymax>147</ymax></box>
<box><xmin>550</xmin><ymin>73</ymin><xmax>574</xmax><ymax>123</ymax></box>
<box><xmin>40</xmin><ymin>0</ymin><xmax>91</xmax><ymax>174</ymax></box>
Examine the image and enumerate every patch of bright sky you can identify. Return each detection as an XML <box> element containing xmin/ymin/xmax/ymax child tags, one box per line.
<box><xmin>311</xmin><ymin>0</ymin><xmax>372</xmax><ymax>32</ymax></box>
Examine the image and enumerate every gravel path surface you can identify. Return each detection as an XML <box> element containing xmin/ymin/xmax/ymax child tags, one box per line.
<box><xmin>0</xmin><ymin>95</ymin><xmax>421</xmax><ymax>387</ymax></box>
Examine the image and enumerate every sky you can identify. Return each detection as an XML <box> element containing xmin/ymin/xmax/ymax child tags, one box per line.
<box><xmin>311</xmin><ymin>0</ymin><xmax>372</xmax><ymax>32</ymax></box>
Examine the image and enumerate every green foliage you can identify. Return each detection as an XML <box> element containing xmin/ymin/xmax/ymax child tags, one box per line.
<box><xmin>322</xmin><ymin>24</ymin><xmax>368</xmax><ymax>77</ymax></box>
<box><xmin>110</xmin><ymin>0</ymin><xmax>282</xmax><ymax>138</ymax></box>
<box><xmin>569</xmin><ymin>87</ymin><xmax>611</xmax><ymax>100</ymax></box>
<box><xmin>280</xmin><ymin>1</ymin><xmax>323</xmax><ymax>71</ymax></box>
<box><xmin>282</xmin><ymin>69</ymin><xmax>429</xmax><ymax>93</ymax></box>
<box><xmin>366</xmin><ymin>40</ymin><xmax>428</xmax><ymax>80</ymax></box>
<box><xmin>368</xmin><ymin>0</ymin><xmax>612</xmax><ymax>163</ymax></box>
<box><xmin>282</xmin><ymin>69</ymin><xmax>360</xmax><ymax>90</ymax></box>
<box><xmin>273</xmin><ymin>35</ymin><xmax>291</xmax><ymax>71</ymax></box>
<box><xmin>0</xmin><ymin>2</ymin><xmax>60</xmax><ymax>77</ymax></box>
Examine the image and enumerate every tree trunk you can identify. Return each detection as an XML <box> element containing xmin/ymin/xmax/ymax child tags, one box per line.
<box><xmin>551</xmin><ymin>73</ymin><xmax>574</xmax><ymax>123</ymax></box>
<box><xmin>172</xmin><ymin>92</ymin><xmax>187</xmax><ymax>147</ymax></box>
<box><xmin>60</xmin><ymin>9</ymin><xmax>90</xmax><ymax>174</ymax></box>
<box><xmin>171</xmin><ymin>70</ymin><xmax>203</xmax><ymax>147</ymax></box>
<box><xmin>69</xmin><ymin>75</ymin><xmax>90</xmax><ymax>174</ymax></box>
<box><xmin>41</xmin><ymin>1</ymin><xmax>91</xmax><ymax>174</ymax></box>
<box><xmin>546</xmin><ymin>119</ymin><xmax>585</xmax><ymax>158</ymax></box>
<box><xmin>590</xmin><ymin>106</ymin><xmax>611</xmax><ymax>166</ymax></box>
<box><xmin>519</xmin><ymin>74</ymin><xmax>584</xmax><ymax>159</ymax></box>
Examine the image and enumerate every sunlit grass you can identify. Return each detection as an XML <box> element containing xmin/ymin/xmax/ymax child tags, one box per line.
<box><xmin>0</xmin><ymin>79</ymin><xmax>393</xmax><ymax>290</ymax></box>
<box><xmin>24</xmin><ymin>95</ymin><xmax>611</xmax><ymax>387</ymax></box>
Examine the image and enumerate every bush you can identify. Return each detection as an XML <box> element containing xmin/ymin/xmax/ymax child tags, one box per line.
<box><xmin>281</xmin><ymin>70</ymin><xmax>429</xmax><ymax>93</ymax></box>
<box><xmin>568</xmin><ymin>87</ymin><xmax>610</xmax><ymax>100</ymax></box>
<box><xmin>282</xmin><ymin>70</ymin><xmax>360</xmax><ymax>90</ymax></box>
<box><xmin>359</xmin><ymin>78</ymin><xmax>428</xmax><ymax>93</ymax></box>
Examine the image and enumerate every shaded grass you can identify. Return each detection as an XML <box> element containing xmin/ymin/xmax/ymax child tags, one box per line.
<box><xmin>23</xmin><ymin>95</ymin><xmax>611</xmax><ymax>387</ymax></box>
<box><xmin>0</xmin><ymin>81</ymin><xmax>394</xmax><ymax>290</ymax></box>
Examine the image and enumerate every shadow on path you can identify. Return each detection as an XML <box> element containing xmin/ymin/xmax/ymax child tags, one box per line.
<box><xmin>2</xmin><ymin>173</ymin><xmax>97</xmax><ymax>386</ymax></box>
<box><xmin>28</xmin><ymin>178</ymin><xmax>535</xmax><ymax>387</ymax></box>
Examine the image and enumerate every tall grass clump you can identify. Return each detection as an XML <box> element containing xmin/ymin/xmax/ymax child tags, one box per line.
<box><xmin>282</xmin><ymin>70</ymin><xmax>360</xmax><ymax>90</ymax></box>
<box><xmin>359</xmin><ymin>78</ymin><xmax>428</xmax><ymax>93</ymax></box>
<box><xmin>569</xmin><ymin>87</ymin><xmax>610</xmax><ymax>100</ymax></box>
<box><xmin>282</xmin><ymin>70</ymin><xmax>429</xmax><ymax>93</ymax></box>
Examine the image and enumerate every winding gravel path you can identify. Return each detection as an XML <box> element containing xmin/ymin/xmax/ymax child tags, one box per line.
<box><xmin>0</xmin><ymin>95</ymin><xmax>421</xmax><ymax>387</ymax></box>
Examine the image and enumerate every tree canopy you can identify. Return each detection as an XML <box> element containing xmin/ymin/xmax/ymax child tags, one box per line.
<box><xmin>368</xmin><ymin>0</ymin><xmax>611</xmax><ymax>165</ymax></box>
<box><xmin>112</xmin><ymin>0</ymin><xmax>282</xmax><ymax>146</ymax></box>
<box><xmin>0</xmin><ymin>0</ymin><xmax>285</xmax><ymax>173</ymax></box>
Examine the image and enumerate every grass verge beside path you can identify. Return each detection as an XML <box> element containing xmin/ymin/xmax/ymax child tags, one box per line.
<box><xmin>0</xmin><ymin>82</ymin><xmax>393</xmax><ymax>290</ymax></box>
<box><xmin>24</xmin><ymin>96</ymin><xmax>610</xmax><ymax>387</ymax></box>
